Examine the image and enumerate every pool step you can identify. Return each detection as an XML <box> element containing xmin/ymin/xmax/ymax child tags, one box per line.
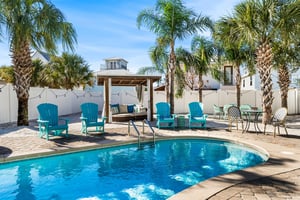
<box><xmin>137</xmin><ymin>141</ymin><xmax>155</xmax><ymax>150</ymax></box>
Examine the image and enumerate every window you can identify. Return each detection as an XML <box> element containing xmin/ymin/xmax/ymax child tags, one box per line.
<box><xmin>224</xmin><ymin>66</ymin><xmax>233</xmax><ymax>85</ymax></box>
<box><xmin>243</xmin><ymin>79</ymin><xmax>245</xmax><ymax>87</ymax></box>
<box><xmin>250</xmin><ymin>76</ymin><xmax>253</xmax><ymax>86</ymax></box>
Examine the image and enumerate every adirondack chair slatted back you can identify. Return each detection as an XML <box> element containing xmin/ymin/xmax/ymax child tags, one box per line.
<box><xmin>156</xmin><ymin>102</ymin><xmax>171</xmax><ymax>119</ymax></box>
<box><xmin>189</xmin><ymin>102</ymin><xmax>204</xmax><ymax>117</ymax></box>
<box><xmin>37</xmin><ymin>103</ymin><xmax>59</xmax><ymax>126</ymax></box>
<box><xmin>81</xmin><ymin>103</ymin><xmax>98</xmax><ymax>124</ymax></box>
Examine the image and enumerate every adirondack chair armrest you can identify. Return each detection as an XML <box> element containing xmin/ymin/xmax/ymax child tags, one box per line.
<box><xmin>172</xmin><ymin>114</ymin><xmax>176</xmax><ymax>119</ymax></box>
<box><xmin>80</xmin><ymin>116</ymin><xmax>88</xmax><ymax>121</ymax></box>
<box><xmin>101</xmin><ymin>117</ymin><xmax>107</xmax><ymax>122</ymax></box>
<box><xmin>37</xmin><ymin>119</ymin><xmax>49</xmax><ymax>125</ymax></box>
<box><xmin>203</xmin><ymin>114</ymin><xmax>208</xmax><ymax>119</ymax></box>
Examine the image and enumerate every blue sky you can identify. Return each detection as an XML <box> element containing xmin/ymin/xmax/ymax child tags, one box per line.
<box><xmin>0</xmin><ymin>0</ymin><xmax>241</xmax><ymax>73</ymax></box>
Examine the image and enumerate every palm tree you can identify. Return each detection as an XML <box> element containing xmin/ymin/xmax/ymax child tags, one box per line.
<box><xmin>176</xmin><ymin>36</ymin><xmax>219</xmax><ymax>102</ymax></box>
<box><xmin>137</xmin><ymin>0</ymin><xmax>213</xmax><ymax>114</ymax></box>
<box><xmin>273</xmin><ymin>1</ymin><xmax>300</xmax><ymax>109</ymax></box>
<box><xmin>0</xmin><ymin>0</ymin><xmax>77</xmax><ymax>125</ymax></box>
<box><xmin>214</xmin><ymin>18</ymin><xmax>255</xmax><ymax>107</ymax></box>
<box><xmin>226</xmin><ymin>0</ymin><xmax>297</xmax><ymax>124</ymax></box>
<box><xmin>45</xmin><ymin>53</ymin><xmax>94</xmax><ymax>90</ymax></box>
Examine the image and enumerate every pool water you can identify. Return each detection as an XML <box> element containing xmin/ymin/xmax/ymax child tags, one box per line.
<box><xmin>0</xmin><ymin>138</ymin><xmax>267</xmax><ymax>200</ymax></box>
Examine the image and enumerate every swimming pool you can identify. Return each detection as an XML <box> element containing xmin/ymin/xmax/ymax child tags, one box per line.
<box><xmin>0</xmin><ymin>138</ymin><xmax>267</xmax><ymax>200</ymax></box>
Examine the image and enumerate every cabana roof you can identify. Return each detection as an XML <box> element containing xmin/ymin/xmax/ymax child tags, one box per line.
<box><xmin>96</xmin><ymin>74</ymin><xmax>161</xmax><ymax>86</ymax></box>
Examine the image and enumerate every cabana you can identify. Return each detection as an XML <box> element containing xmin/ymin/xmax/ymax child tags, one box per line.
<box><xmin>96</xmin><ymin>74</ymin><xmax>161</xmax><ymax>123</ymax></box>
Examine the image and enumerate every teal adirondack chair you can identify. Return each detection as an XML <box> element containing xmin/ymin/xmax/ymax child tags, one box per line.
<box><xmin>80</xmin><ymin>103</ymin><xmax>107</xmax><ymax>135</ymax></box>
<box><xmin>188</xmin><ymin>102</ymin><xmax>208</xmax><ymax>128</ymax></box>
<box><xmin>155</xmin><ymin>102</ymin><xmax>176</xmax><ymax>129</ymax></box>
<box><xmin>37</xmin><ymin>103</ymin><xmax>69</xmax><ymax>140</ymax></box>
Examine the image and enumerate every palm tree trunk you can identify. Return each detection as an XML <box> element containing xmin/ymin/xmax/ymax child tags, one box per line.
<box><xmin>256</xmin><ymin>41</ymin><xmax>274</xmax><ymax>125</ymax></box>
<box><xmin>198</xmin><ymin>73</ymin><xmax>203</xmax><ymax>102</ymax></box>
<box><xmin>169</xmin><ymin>42</ymin><xmax>176</xmax><ymax>114</ymax></box>
<box><xmin>165</xmin><ymin>69</ymin><xmax>170</xmax><ymax>103</ymax></box>
<box><xmin>278</xmin><ymin>65</ymin><xmax>290</xmax><ymax>109</ymax></box>
<box><xmin>235</xmin><ymin>65</ymin><xmax>241</xmax><ymax>107</ymax></box>
<box><xmin>11</xmin><ymin>41</ymin><xmax>33</xmax><ymax>126</ymax></box>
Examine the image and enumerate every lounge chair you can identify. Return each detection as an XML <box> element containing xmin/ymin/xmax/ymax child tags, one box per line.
<box><xmin>37</xmin><ymin>103</ymin><xmax>69</xmax><ymax>140</ymax></box>
<box><xmin>155</xmin><ymin>102</ymin><xmax>176</xmax><ymax>129</ymax></box>
<box><xmin>80</xmin><ymin>102</ymin><xmax>107</xmax><ymax>135</ymax></box>
<box><xmin>213</xmin><ymin>104</ymin><xmax>224</xmax><ymax>119</ymax></box>
<box><xmin>188</xmin><ymin>102</ymin><xmax>208</xmax><ymax>128</ymax></box>
<box><xmin>264</xmin><ymin>107</ymin><xmax>288</xmax><ymax>137</ymax></box>
<box><xmin>227</xmin><ymin>106</ymin><xmax>244</xmax><ymax>131</ymax></box>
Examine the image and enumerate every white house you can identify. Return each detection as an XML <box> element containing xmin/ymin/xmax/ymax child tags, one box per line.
<box><xmin>241</xmin><ymin>68</ymin><xmax>300</xmax><ymax>90</ymax></box>
<box><xmin>100</xmin><ymin>57</ymin><xmax>128</xmax><ymax>71</ymax></box>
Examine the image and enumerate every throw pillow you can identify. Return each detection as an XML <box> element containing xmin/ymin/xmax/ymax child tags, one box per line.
<box><xmin>111</xmin><ymin>106</ymin><xmax>119</xmax><ymax>114</ymax></box>
<box><xmin>119</xmin><ymin>104</ymin><xmax>128</xmax><ymax>113</ymax></box>
<box><xmin>127</xmin><ymin>104</ymin><xmax>135</xmax><ymax>113</ymax></box>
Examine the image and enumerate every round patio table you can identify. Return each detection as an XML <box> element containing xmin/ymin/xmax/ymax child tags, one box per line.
<box><xmin>243</xmin><ymin>109</ymin><xmax>263</xmax><ymax>134</ymax></box>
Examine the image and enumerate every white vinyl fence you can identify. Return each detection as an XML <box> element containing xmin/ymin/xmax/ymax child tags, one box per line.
<box><xmin>0</xmin><ymin>83</ymin><xmax>299</xmax><ymax>124</ymax></box>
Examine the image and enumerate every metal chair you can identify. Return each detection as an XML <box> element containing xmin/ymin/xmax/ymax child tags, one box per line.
<box><xmin>223</xmin><ymin>103</ymin><xmax>236</xmax><ymax>119</ymax></box>
<box><xmin>227</xmin><ymin>106</ymin><xmax>244</xmax><ymax>132</ymax></box>
<box><xmin>264</xmin><ymin>107</ymin><xmax>288</xmax><ymax>137</ymax></box>
<box><xmin>239</xmin><ymin>104</ymin><xmax>252</xmax><ymax>120</ymax></box>
<box><xmin>213</xmin><ymin>104</ymin><xmax>224</xmax><ymax>119</ymax></box>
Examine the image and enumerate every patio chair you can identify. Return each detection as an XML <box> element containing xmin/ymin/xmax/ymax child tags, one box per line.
<box><xmin>37</xmin><ymin>103</ymin><xmax>69</xmax><ymax>140</ymax></box>
<box><xmin>188</xmin><ymin>102</ymin><xmax>208</xmax><ymax>128</ymax></box>
<box><xmin>223</xmin><ymin>103</ymin><xmax>236</xmax><ymax>119</ymax></box>
<box><xmin>240</xmin><ymin>104</ymin><xmax>252</xmax><ymax>120</ymax></box>
<box><xmin>264</xmin><ymin>107</ymin><xmax>288</xmax><ymax>137</ymax></box>
<box><xmin>155</xmin><ymin>102</ymin><xmax>176</xmax><ymax>129</ymax></box>
<box><xmin>213</xmin><ymin>104</ymin><xmax>224</xmax><ymax>119</ymax></box>
<box><xmin>227</xmin><ymin>106</ymin><xmax>244</xmax><ymax>132</ymax></box>
<box><xmin>80</xmin><ymin>102</ymin><xmax>107</xmax><ymax>135</ymax></box>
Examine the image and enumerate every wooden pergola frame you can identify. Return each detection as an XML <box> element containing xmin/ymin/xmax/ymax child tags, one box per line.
<box><xmin>97</xmin><ymin>74</ymin><xmax>161</xmax><ymax>123</ymax></box>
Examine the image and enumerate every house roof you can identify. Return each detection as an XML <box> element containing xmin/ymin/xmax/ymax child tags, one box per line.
<box><xmin>104</xmin><ymin>57</ymin><xmax>128</xmax><ymax>63</ymax></box>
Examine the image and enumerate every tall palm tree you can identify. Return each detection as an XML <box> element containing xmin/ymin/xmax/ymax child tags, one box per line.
<box><xmin>227</xmin><ymin>0</ymin><xmax>296</xmax><ymax>124</ymax></box>
<box><xmin>214</xmin><ymin>17</ymin><xmax>255</xmax><ymax>107</ymax></box>
<box><xmin>176</xmin><ymin>36</ymin><xmax>219</xmax><ymax>102</ymax></box>
<box><xmin>273</xmin><ymin>1</ymin><xmax>300</xmax><ymax>109</ymax></box>
<box><xmin>137</xmin><ymin>0</ymin><xmax>213</xmax><ymax>114</ymax></box>
<box><xmin>0</xmin><ymin>0</ymin><xmax>77</xmax><ymax>125</ymax></box>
